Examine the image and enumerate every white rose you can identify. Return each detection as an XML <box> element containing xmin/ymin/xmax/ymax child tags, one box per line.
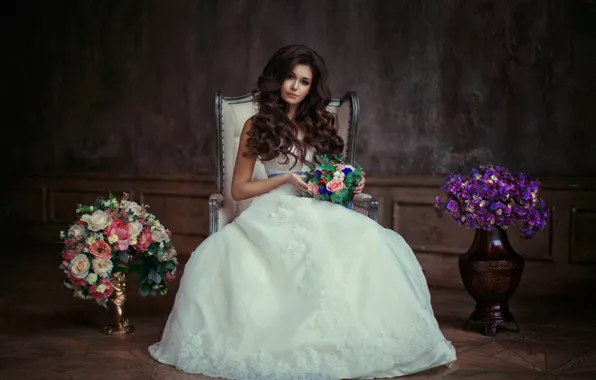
<box><xmin>122</xmin><ymin>201</ymin><xmax>143</xmax><ymax>216</ymax></box>
<box><xmin>129</xmin><ymin>221</ymin><xmax>143</xmax><ymax>237</ymax></box>
<box><xmin>73</xmin><ymin>289</ymin><xmax>89</xmax><ymax>300</ymax></box>
<box><xmin>165</xmin><ymin>246</ymin><xmax>177</xmax><ymax>260</ymax></box>
<box><xmin>69</xmin><ymin>254</ymin><xmax>90</xmax><ymax>279</ymax></box>
<box><xmin>81</xmin><ymin>210</ymin><xmax>112</xmax><ymax>232</ymax></box>
<box><xmin>96</xmin><ymin>283</ymin><xmax>107</xmax><ymax>293</ymax></box>
<box><xmin>86</xmin><ymin>273</ymin><xmax>98</xmax><ymax>285</ymax></box>
<box><xmin>151</xmin><ymin>225</ymin><xmax>169</xmax><ymax>243</ymax></box>
<box><xmin>92</xmin><ymin>259</ymin><xmax>113</xmax><ymax>278</ymax></box>
<box><xmin>68</xmin><ymin>224</ymin><xmax>87</xmax><ymax>241</ymax></box>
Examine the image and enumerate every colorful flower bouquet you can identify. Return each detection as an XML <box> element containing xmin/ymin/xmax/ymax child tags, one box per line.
<box><xmin>59</xmin><ymin>192</ymin><xmax>179</xmax><ymax>307</ymax></box>
<box><xmin>298</xmin><ymin>154</ymin><xmax>364</xmax><ymax>208</ymax></box>
<box><xmin>433</xmin><ymin>165</ymin><xmax>549</xmax><ymax>239</ymax></box>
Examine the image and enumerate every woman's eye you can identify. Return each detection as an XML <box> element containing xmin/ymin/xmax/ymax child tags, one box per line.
<box><xmin>301</xmin><ymin>80</ymin><xmax>310</xmax><ymax>86</ymax></box>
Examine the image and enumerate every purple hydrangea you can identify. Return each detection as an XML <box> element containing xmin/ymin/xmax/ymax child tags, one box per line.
<box><xmin>433</xmin><ymin>165</ymin><xmax>549</xmax><ymax>239</ymax></box>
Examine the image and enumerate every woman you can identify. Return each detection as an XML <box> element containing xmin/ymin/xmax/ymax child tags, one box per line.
<box><xmin>149</xmin><ymin>45</ymin><xmax>456</xmax><ymax>379</ymax></box>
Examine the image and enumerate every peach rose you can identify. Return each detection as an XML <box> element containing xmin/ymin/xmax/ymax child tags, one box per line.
<box><xmin>326</xmin><ymin>178</ymin><xmax>346</xmax><ymax>193</ymax></box>
<box><xmin>81</xmin><ymin>210</ymin><xmax>112</xmax><ymax>232</ymax></box>
<box><xmin>69</xmin><ymin>254</ymin><xmax>90</xmax><ymax>279</ymax></box>
<box><xmin>306</xmin><ymin>182</ymin><xmax>319</xmax><ymax>195</ymax></box>
<box><xmin>68</xmin><ymin>224</ymin><xmax>87</xmax><ymax>241</ymax></box>
<box><xmin>92</xmin><ymin>258</ymin><xmax>113</xmax><ymax>278</ymax></box>
<box><xmin>89</xmin><ymin>240</ymin><xmax>111</xmax><ymax>260</ymax></box>
<box><xmin>335</xmin><ymin>164</ymin><xmax>345</xmax><ymax>171</ymax></box>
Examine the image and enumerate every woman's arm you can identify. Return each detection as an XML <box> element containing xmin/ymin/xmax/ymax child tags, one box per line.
<box><xmin>231</xmin><ymin>118</ymin><xmax>308</xmax><ymax>201</ymax></box>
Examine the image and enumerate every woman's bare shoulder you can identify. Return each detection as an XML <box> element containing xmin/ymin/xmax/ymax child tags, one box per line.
<box><xmin>242</xmin><ymin>116</ymin><xmax>255</xmax><ymax>132</ymax></box>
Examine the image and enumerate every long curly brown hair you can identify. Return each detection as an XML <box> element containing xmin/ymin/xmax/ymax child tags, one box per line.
<box><xmin>246</xmin><ymin>45</ymin><xmax>344</xmax><ymax>166</ymax></box>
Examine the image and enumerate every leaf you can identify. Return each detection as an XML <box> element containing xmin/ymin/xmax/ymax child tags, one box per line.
<box><xmin>112</xmin><ymin>265</ymin><xmax>127</xmax><ymax>273</ymax></box>
<box><xmin>148</xmin><ymin>268</ymin><xmax>162</xmax><ymax>284</ymax></box>
<box><xmin>165</xmin><ymin>262</ymin><xmax>176</xmax><ymax>270</ymax></box>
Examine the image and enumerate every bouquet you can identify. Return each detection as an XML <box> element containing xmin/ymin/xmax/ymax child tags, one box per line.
<box><xmin>59</xmin><ymin>192</ymin><xmax>179</xmax><ymax>307</ymax></box>
<box><xmin>298</xmin><ymin>154</ymin><xmax>364</xmax><ymax>208</ymax></box>
<box><xmin>433</xmin><ymin>165</ymin><xmax>549</xmax><ymax>239</ymax></box>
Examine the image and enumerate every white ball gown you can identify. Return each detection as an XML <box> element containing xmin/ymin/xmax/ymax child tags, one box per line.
<box><xmin>149</xmin><ymin>149</ymin><xmax>457</xmax><ymax>380</ymax></box>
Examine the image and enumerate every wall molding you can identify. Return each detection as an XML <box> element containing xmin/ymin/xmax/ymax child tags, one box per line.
<box><xmin>2</xmin><ymin>172</ymin><xmax>595</xmax><ymax>296</ymax></box>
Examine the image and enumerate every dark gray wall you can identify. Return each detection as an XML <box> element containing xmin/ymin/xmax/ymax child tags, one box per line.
<box><xmin>7</xmin><ymin>0</ymin><xmax>596</xmax><ymax>177</ymax></box>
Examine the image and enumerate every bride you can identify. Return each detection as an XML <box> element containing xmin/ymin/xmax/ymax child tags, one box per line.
<box><xmin>149</xmin><ymin>45</ymin><xmax>457</xmax><ymax>379</ymax></box>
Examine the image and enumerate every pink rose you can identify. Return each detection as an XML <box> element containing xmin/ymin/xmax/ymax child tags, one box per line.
<box><xmin>62</xmin><ymin>249</ymin><xmax>75</xmax><ymax>261</ymax></box>
<box><xmin>135</xmin><ymin>227</ymin><xmax>152</xmax><ymax>252</ymax></box>
<box><xmin>326</xmin><ymin>178</ymin><xmax>346</xmax><ymax>193</ymax></box>
<box><xmin>307</xmin><ymin>182</ymin><xmax>319</xmax><ymax>195</ymax></box>
<box><xmin>68</xmin><ymin>272</ymin><xmax>87</xmax><ymax>287</ymax></box>
<box><xmin>165</xmin><ymin>272</ymin><xmax>176</xmax><ymax>282</ymax></box>
<box><xmin>105</xmin><ymin>219</ymin><xmax>132</xmax><ymax>251</ymax></box>
<box><xmin>89</xmin><ymin>279</ymin><xmax>113</xmax><ymax>300</ymax></box>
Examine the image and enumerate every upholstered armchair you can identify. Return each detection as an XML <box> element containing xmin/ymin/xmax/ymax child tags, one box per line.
<box><xmin>209</xmin><ymin>91</ymin><xmax>379</xmax><ymax>235</ymax></box>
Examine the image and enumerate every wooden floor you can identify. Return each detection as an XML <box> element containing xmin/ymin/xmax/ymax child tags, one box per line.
<box><xmin>1</xmin><ymin>244</ymin><xmax>595</xmax><ymax>380</ymax></box>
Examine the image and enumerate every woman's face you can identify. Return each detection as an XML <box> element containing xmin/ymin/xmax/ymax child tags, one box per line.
<box><xmin>280</xmin><ymin>64</ymin><xmax>312</xmax><ymax>106</ymax></box>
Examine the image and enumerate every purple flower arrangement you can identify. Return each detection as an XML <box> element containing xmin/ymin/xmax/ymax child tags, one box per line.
<box><xmin>433</xmin><ymin>165</ymin><xmax>549</xmax><ymax>239</ymax></box>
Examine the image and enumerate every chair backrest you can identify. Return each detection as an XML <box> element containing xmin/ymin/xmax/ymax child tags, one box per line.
<box><xmin>214</xmin><ymin>91</ymin><xmax>360</xmax><ymax>222</ymax></box>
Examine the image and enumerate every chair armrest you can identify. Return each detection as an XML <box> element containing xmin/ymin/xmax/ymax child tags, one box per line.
<box><xmin>208</xmin><ymin>193</ymin><xmax>224</xmax><ymax>235</ymax></box>
<box><xmin>352</xmin><ymin>193</ymin><xmax>379</xmax><ymax>222</ymax></box>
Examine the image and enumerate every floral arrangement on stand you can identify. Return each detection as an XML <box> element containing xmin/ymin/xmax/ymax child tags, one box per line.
<box><xmin>433</xmin><ymin>164</ymin><xmax>549</xmax><ymax>238</ymax></box>
<box><xmin>59</xmin><ymin>192</ymin><xmax>179</xmax><ymax>307</ymax></box>
<box><xmin>298</xmin><ymin>154</ymin><xmax>364</xmax><ymax>208</ymax></box>
<box><xmin>433</xmin><ymin>164</ymin><xmax>550</xmax><ymax>336</ymax></box>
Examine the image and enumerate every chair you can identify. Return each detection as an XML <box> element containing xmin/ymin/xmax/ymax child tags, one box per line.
<box><xmin>208</xmin><ymin>91</ymin><xmax>379</xmax><ymax>235</ymax></box>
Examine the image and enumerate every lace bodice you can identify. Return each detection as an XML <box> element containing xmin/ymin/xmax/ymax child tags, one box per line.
<box><xmin>262</xmin><ymin>148</ymin><xmax>315</xmax><ymax>178</ymax></box>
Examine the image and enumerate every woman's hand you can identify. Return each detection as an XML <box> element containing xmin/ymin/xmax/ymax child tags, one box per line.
<box><xmin>354</xmin><ymin>172</ymin><xmax>366</xmax><ymax>195</ymax></box>
<box><xmin>286</xmin><ymin>173</ymin><xmax>309</xmax><ymax>192</ymax></box>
